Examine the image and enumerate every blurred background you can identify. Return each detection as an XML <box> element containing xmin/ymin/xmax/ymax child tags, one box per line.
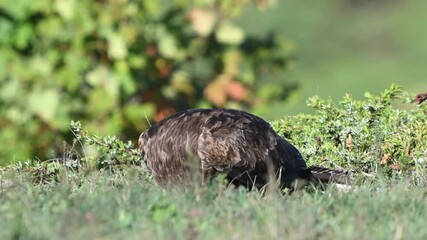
<box><xmin>0</xmin><ymin>0</ymin><xmax>426</xmax><ymax>164</ymax></box>
<box><xmin>240</xmin><ymin>0</ymin><xmax>427</xmax><ymax>118</ymax></box>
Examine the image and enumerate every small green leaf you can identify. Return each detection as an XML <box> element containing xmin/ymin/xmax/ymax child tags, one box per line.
<box><xmin>158</xmin><ymin>33</ymin><xmax>179</xmax><ymax>59</ymax></box>
<box><xmin>108</xmin><ymin>34</ymin><xmax>128</xmax><ymax>59</ymax></box>
<box><xmin>27</xmin><ymin>88</ymin><xmax>60</xmax><ymax>123</ymax></box>
<box><xmin>55</xmin><ymin>0</ymin><xmax>76</xmax><ymax>20</ymax></box>
<box><xmin>188</xmin><ymin>8</ymin><xmax>217</xmax><ymax>36</ymax></box>
<box><xmin>215</xmin><ymin>21</ymin><xmax>245</xmax><ymax>45</ymax></box>
<box><xmin>124</xmin><ymin>103</ymin><xmax>155</xmax><ymax>128</ymax></box>
<box><xmin>87</xmin><ymin>88</ymin><xmax>116</xmax><ymax>116</ymax></box>
<box><xmin>86</xmin><ymin>66</ymin><xmax>119</xmax><ymax>99</ymax></box>
<box><xmin>14</xmin><ymin>24</ymin><xmax>34</xmax><ymax>49</ymax></box>
<box><xmin>36</xmin><ymin>17</ymin><xmax>62</xmax><ymax>39</ymax></box>
<box><xmin>0</xmin><ymin>79</ymin><xmax>21</xmax><ymax>102</ymax></box>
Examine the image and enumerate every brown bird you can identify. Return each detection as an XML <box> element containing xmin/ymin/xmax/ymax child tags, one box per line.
<box><xmin>415</xmin><ymin>93</ymin><xmax>427</xmax><ymax>105</ymax></box>
<box><xmin>139</xmin><ymin>108</ymin><xmax>346</xmax><ymax>190</ymax></box>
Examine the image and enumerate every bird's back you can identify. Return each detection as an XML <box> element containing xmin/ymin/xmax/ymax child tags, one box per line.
<box><xmin>139</xmin><ymin>108</ymin><xmax>309</xmax><ymax>188</ymax></box>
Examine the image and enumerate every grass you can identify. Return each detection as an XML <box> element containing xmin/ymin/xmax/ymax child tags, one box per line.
<box><xmin>1</xmin><ymin>86</ymin><xmax>425</xmax><ymax>239</ymax></box>
<box><xmin>1</xmin><ymin>167</ymin><xmax>426</xmax><ymax>240</ymax></box>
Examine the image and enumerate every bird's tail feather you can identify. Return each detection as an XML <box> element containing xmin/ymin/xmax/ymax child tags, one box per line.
<box><xmin>309</xmin><ymin>166</ymin><xmax>348</xmax><ymax>184</ymax></box>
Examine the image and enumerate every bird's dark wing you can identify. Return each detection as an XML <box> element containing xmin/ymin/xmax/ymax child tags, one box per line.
<box><xmin>196</xmin><ymin>110</ymin><xmax>279</xmax><ymax>185</ymax></box>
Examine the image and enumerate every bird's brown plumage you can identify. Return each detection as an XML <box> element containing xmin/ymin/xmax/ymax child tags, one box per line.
<box><xmin>139</xmin><ymin>108</ymin><xmax>346</xmax><ymax>190</ymax></box>
<box><xmin>415</xmin><ymin>93</ymin><xmax>427</xmax><ymax>105</ymax></box>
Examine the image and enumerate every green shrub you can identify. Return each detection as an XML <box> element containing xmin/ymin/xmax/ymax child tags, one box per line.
<box><xmin>272</xmin><ymin>84</ymin><xmax>427</xmax><ymax>181</ymax></box>
<box><xmin>0</xmin><ymin>0</ymin><xmax>294</xmax><ymax>164</ymax></box>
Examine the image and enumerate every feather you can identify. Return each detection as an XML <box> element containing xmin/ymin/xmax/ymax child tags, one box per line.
<box><xmin>415</xmin><ymin>93</ymin><xmax>427</xmax><ymax>105</ymax></box>
<box><xmin>309</xmin><ymin>166</ymin><xmax>348</xmax><ymax>184</ymax></box>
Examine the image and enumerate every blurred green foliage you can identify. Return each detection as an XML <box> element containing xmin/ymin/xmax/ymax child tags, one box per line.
<box><xmin>0</xmin><ymin>0</ymin><xmax>294</xmax><ymax>164</ymax></box>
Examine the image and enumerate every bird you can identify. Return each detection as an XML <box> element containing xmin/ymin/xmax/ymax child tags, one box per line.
<box><xmin>138</xmin><ymin>108</ymin><xmax>347</xmax><ymax>190</ymax></box>
<box><xmin>415</xmin><ymin>93</ymin><xmax>427</xmax><ymax>105</ymax></box>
